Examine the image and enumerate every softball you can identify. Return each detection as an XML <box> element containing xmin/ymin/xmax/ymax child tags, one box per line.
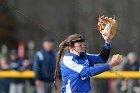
<box><xmin>115</xmin><ymin>54</ymin><xmax>120</xmax><ymax>59</ymax></box>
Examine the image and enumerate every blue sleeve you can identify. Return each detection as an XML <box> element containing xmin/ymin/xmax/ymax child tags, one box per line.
<box><xmin>33</xmin><ymin>54</ymin><xmax>41</xmax><ymax>80</ymax></box>
<box><xmin>79</xmin><ymin>63</ymin><xmax>110</xmax><ymax>78</ymax></box>
<box><xmin>104</xmin><ymin>43</ymin><xmax>111</xmax><ymax>49</ymax></box>
<box><xmin>87</xmin><ymin>54</ymin><xmax>105</xmax><ymax>66</ymax></box>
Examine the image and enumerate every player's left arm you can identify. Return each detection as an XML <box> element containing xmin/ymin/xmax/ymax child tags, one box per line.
<box><xmin>87</xmin><ymin>42</ymin><xmax>111</xmax><ymax>66</ymax></box>
<box><xmin>93</xmin><ymin>15</ymin><xmax>117</xmax><ymax>64</ymax></box>
<box><xmin>99</xmin><ymin>42</ymin><xmax>111</xmax><ymax>62</ymax></box>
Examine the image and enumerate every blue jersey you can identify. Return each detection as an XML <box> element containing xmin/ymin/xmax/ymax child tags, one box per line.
<box><xmin>61</xmin><ymin>43</ymin><xmax>111</xmax><ymax>93</ymax></box>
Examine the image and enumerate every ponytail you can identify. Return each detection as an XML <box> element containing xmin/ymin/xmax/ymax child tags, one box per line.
<box><xmin>54</xmin><ymin>40</ymin><xmax>66</xmax><ymax>92</ymax></box>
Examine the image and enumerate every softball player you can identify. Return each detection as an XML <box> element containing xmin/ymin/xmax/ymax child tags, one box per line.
<box><xmin>54</xmin><ymin>34</ymin><xmax>122</xmax><ymax>93</ymax></box>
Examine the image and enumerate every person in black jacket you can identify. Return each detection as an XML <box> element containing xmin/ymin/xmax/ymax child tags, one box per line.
<box><xmin>8</xmin><ymin>50</ymin><xmax>25</xmax><ymax>93</ymax></box>
<box><xmin>33</xmin><ymin>37</ymin><xmax>59</xmax><ymax>93</ymax></box>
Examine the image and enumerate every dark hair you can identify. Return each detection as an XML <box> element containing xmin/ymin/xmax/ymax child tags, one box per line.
<box><xmin>53</xmin><ymin>34</ymin><xmax>85</xmax><ymax>92</ymax></box>
<box><xmin>9</xmin><ymin>49</ymin><xmax>17</xmax><ymax>55</ymax></box>
<box><xmin>42</xmin><ymin>36</ymin><xmax>54</xmax><ymax>43</ymax></box>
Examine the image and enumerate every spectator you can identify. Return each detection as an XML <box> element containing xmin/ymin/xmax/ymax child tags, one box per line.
<box><xmin>121</xmin><ymin>52</ymin><xmax>140</xmax><ymax>93</ymax></box>
<box><xmin>8</xmin><ymin>50</ymin><xmax>25</xmax><ymax>93</ymax></box>
<box><xmin>112</xmin><ymin>55</ymin><xmax>127</xmax><ymax>93</ymax></box>
<box><xmin>23</xmin><ymin>59</ymin><xmax>37</xmax><ymax>93</ymax></box>
<box><xmin>0</xmin><ymin>58</ymin><xmax>10</xmax><ymax>93</ymax></box>
<box><xmin>33</xmin><ymin>37</ymin><xmax>57</xmax><ymax>93</ymax></box>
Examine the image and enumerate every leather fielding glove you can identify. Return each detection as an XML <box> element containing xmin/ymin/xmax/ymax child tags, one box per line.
<box><xmin>97</xmin><ymin>16</ymin><xmax>117</xmax><ymax>41</ymax></box>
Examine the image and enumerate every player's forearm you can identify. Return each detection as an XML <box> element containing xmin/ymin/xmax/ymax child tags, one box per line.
<box><xmin>99</xmin><ymin>43</ymin><xmax>111</xmax><ymax>62</ymax></box>
<box><xmin>80</xmin><ymin>63</ymin><xmax>110</xmax><ymax>77</ymax></box>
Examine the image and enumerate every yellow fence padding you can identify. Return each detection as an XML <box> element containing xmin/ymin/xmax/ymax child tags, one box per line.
<box><xmin>0</xmin><ymin>71</ymin><xmax>140</xmax><ymax>78</ymax></box>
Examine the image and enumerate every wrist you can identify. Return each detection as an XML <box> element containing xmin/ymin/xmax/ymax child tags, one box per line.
<box><xmin>108</xmin><ymin>62</ymin><xmax>114</xmax><ymax>68</ymax></box>
<box><xmin>105</xmin><ymin>40</ymin><xmax>111</xmax><ymax>43</ymax></box>
<box><xmin>104</xmin><ymin>42</ymin><xmax>111</xmax><ymax>50</ymax></box>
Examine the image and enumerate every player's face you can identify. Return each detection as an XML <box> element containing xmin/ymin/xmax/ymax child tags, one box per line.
<box><xmin>73</xmin><ymin>42</ymin><xmax>88</xmax><ymax>53</ymax></box>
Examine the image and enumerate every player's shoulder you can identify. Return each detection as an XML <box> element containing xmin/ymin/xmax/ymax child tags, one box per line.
<box><xmin>62</xmin><ymin>55</ymin><xmax>75</xmax><ymax>63</ymax></box>
<box><xmin>86</xmin><ymin>53</ymin><xmax>100</xmax><ymax>61</ymax></box>
<box><xmin>86</xmin><ymin>53</ymin><xmax>99</xmax><ymax>57</ymax></box>
<box><xmin>62</xmin><ymin>55</ymin><xmax>84</xmax><ymax>73</ymax></box>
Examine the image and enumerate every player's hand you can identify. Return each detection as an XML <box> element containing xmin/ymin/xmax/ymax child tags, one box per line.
<box><xmin>105</xmin><ymin>38</ymin><xmax>111</xmax><ymax>43</ymax></box>
<box><xmin>109</xmin><ymin>54</ymin><xmax>123</xmax><ymax>68</ymax></box>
